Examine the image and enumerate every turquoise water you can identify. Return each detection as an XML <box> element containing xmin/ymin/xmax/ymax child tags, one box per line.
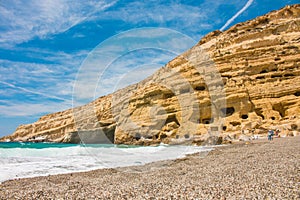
<box><xmin>0</xmin><ymin>142</ymin><xmax>78</xmax><ymax>149</ymax></box>
<box><xmin>0</xmin><ymin>142</ymin><xmax>139</xmax><ymax>149</ymax></box>
<box><xmin>0</xmin><ymin>142</ymin><xmax>212</xmax><ymax>182</ymax></box>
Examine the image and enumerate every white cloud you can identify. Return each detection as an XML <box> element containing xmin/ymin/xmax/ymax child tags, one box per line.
<box><xmin>0</xmin><ymin>56</ymin><xmax>77</xmax><ymax>117</ymax></box>
<box><xmin>0</xmin><ymin>47</ymin><xmax>90</xmax><ymax>117</ymax></box>
<box><xmin>94</xmin><ymin>1</ymin><xmax>210</xmax><ymax>39</ymax></box>
<box><xmin>220</xmin><ymin>0</ymin><xmax>254</xmax><ymax>31</ymax></box>
<box><xmin>0</xmin><ymin>47</ymin><xmax>88</xmax><ymax>96</ymax></box>
<box><xmin>72</xmin><ymin>28</ymin><xmax>196</xmax><ymax>105</ymax></box>
<box><xmin>0</xmin><ymin>101</ymin><xmax>71</xmax><ymax>117</ymax></box>
<box><xmin>0</xmin><ymin>0</ymin><xmax>255</xmax><ymax>119</ymax></box>
<box><xmin>93</xmin><ymin>0</ymin><xmax>249</xmax><ymax>40</ymax></box>
<box><xmin>0</xmin><ymin>0</ymin><xmax>117</xmax><ymax>47</ymax></box>
<box><xmin>0</xmin><ymin>80</ymin><xmax>68</xmax><ymax>102</ymax></box>
<box><xmin>17</xmin><ymin>47</ymin><xmax>90</xmax><ymax>66</ymax></box>
<box><xmin>122</xmin><ymin>2</ymin><xmax>207</xmax><ymax>25</ymax></box>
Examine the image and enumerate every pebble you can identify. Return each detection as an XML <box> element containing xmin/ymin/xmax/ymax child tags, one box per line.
<box><xmin>0</xmin><ymin>137</ymin><xmax>299</xmax><ymax>199</ymax></box>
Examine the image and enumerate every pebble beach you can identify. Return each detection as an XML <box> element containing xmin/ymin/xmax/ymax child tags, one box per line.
<box><xmin>0</xmin><ymin>136</ymin><xmax>299</xmax><ymax>199</ymax></box>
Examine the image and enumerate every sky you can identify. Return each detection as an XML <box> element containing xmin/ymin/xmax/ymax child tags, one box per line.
<box><xmin>0</xmin><ymin>0</ymin><xmax>298</xmax><ymax>137</ymax></box>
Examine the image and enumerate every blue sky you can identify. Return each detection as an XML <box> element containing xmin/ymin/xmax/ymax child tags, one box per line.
<box><xmin>0</xmin><ymin>0</ymin><xmax>298</xmax><ymax>137</ymax></box>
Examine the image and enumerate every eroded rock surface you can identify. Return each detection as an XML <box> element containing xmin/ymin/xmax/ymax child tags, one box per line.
<box><xmin>1</xmin><ymin>5</ymin><xmax>300</xmax><ymax>144</ymax></box>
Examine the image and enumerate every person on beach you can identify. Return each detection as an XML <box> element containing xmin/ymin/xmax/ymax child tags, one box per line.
<box><xmin>268</xmin><ymin>130</ymin><xmax>274</xmax><ymax>141</ymax></box>
<box><xmin>275</xmin><ymin>129</ymin><xmax>280</xmax><ymax>136</ymax></box>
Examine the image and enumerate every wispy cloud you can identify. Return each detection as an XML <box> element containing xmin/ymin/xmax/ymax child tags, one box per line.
<box><xmin>220</xmin><ymin>0</ymin><xmax>254</xmax><ymax>31</ymax></box>
<box><xmin>0</xmin><ymin>81</ymin><xmax>68</xmax><ymax>102</ymax></box>
<box><xmin>0</xmin><ymin>100</ymin><xmax>71</xmax><ymax>117</ymax></box>
<box><xmin>73</xmin><ymin>28</ymin><xmax>196</xmax><ymax>105</ymax></box>
<box><xmin>0</xmin><ymin>54</ymin><xmax>79</xmax><ymax>117</ymax></box>
<box><xmin>93</xmin><ymin>1</ymin><xmax>212</xmax><ymax>40</ymax></box>
<box><xmin>0</xmin><ymin>47</ymin><xmax>87</xmax><ymax>96</ymax></box>
<box><xmin>0</xmin><ymin>0</ymin><xmax>117</xmax><ymax>47</ymax></box>
<box><xmin>16</xmin><ymin>47</ymin><xmax>90</xmax><ymax>65</ymax></box>
<box><xmin>0</xmin><ymin>0</ymin><xmax>255</xmax><ymax>120</ymax></box>
<box><xmin>94</xmin><ymin>53</ymin><xmax>173</xmax><ymax>97</ymax></box>
<box><xmin>93</xmin><ymin>0</ymin><xmax>250</xmax><ymax>40</ymax></box>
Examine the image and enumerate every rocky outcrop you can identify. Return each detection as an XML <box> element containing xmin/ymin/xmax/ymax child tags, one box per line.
<box><xmin>1</xmin><ymin>4</ymin><xmax>300</xmax><ymax>144</ymax></box>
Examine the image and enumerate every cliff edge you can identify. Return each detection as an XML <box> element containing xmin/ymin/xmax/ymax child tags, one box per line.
<box><xmin>1</xmin><ymin>4</ymin><xmax>300</xmax><ymax>145</ymax></box>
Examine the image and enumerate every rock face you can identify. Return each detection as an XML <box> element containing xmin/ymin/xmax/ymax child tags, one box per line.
<box><xmin>1</xmin><ymin>5</ymin><xmax>300</xmax><ymax>144</ymax></box>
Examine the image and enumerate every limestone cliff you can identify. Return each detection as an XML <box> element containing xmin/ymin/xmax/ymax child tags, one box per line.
<box><xmin>1</xmin><ymin>4</ymin><xmax>300</xmax><ymax>144</ymax></box>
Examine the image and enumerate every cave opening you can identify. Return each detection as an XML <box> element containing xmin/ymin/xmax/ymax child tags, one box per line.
<box><xmin>291</xmin><ymin>124</ymin><xmax>298</xmax><ymax>130</ymax></box>
<box><xmin>194</xmin><ymin>85</ymin><xmax>206</xmax><ymax>91</ymax></box>
<box><xmin>274</xmin><ymin>57</ymin><xmax>281</xmax><ymax>61</ymax></box>
<box><xmin>134</xmin><ymin>133</ymin><xmax>141</xmax><ymax>141</ymax></box>
<box><xmin>106</xmin><ymin>127</ymin><xmax>116</xmax><ymax>144</ymax></box>
<box><xmin>256</xmin><ymin>76</ymin><xmax>265</xmax><ymax>80</ymax></box>
<box><xmin>202</xmin><ymin>118</ymin><xmax>214</xmax><ymax>124</ymax></box>
<box><xmin>75</xmin><ymin>126</ymin><xmax>116</xmax><ymax>144</ymax></box>
<box><xmin>255</xmin><ymin>108</ymin><xmax>265</xmax><ymax>120</ymax></box>
<box><xmin>271</xmin><ymin>74</ymin><xmax>282</xmax><ymax>78</ymax></box>
<box><xmin>270</xmin><ymin>68</ymin><xmax>277</xmax><ymax>72</ymax></box>
<box><xmin>145</xmin><ymin>135</ymin><xmax>153</xmax><ymax>139</ymax></box>
<box><xmin>241</xmin><ymin>114</ymin><xmax>248</xmax><ymax>119</ymax></box>
<box><xmin>272</xmin><ymin>103</ymin><xmax>285</xmax><ymax>118</ymax></box>
<box><xmin>165</xmin><ymin>114</ymin><xmax>180</xmax><ymax>126</ymax></box>
<box><xmin>260</xmin><ymin>69</ymin><xmax>268</xmax><ymax>74</ymax></box>
<box><xmin>160</xmin><ymin>134</ymin><xmax>167</xmax><ymax>139</ymax></box>
<box><xmin>271</xmin><ymin>116</ymin><xmax>276</xmax><ymax>120</ymax></box>
<box><xmin>163</xmin><ymin>92</ymin><xmax>175</xmax><ymax>99</ymax></box>
<box><xmin>221</xmin><ymin>107</ymin><xmax>235</xmax><ymax>117</ymax></box>
<box><xmin>230</xmin><ymin>121</ymin><xmax>241</xmax><ymax>126</ymax></box>
<box><xmin>284</xmin><ymin>73</ymin><xmax>294</xmax><ymax>77</ymax></box>
<box><xmin>294</xmin><ymin>91</ymin><xmax>300</xmax><ymax>97</ymax></box>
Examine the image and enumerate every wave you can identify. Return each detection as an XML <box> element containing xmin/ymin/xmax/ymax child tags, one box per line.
<box><xmin>0</xmin><ymin>143</ymin><xmax>212</xmax><ymax>182</ymax></box>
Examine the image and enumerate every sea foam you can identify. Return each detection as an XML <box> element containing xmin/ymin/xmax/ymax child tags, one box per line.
<box><xmin>0</xmin><ymin>143</ymin><xmax>212</xmax><ymax>182</ymax></box>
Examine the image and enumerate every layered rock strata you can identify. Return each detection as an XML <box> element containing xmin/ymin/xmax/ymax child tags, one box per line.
<box><xmin>1</xmin><ymin>5</ymin><xmax>300</xmax><ymax>144</ymax></box>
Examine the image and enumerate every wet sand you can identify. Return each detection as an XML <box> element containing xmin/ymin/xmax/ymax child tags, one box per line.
<box><xmin>0</xmin><ymin>136</ymin><xmax>299</xmax><ymax>199</ymax></box>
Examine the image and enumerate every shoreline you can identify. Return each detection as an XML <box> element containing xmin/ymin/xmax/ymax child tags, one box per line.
<box><xmin>0</xmin><ymin>136</ymin><xmax>299</xmax><ymax>199</ymax></box>
<box><xmin>0</xmin><ymin>142</ymin><xmax>214</xmax><ymax>183</ymax></box>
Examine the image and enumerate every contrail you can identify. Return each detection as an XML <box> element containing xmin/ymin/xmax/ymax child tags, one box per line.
<box><xmin>0</xmin><ymin>80</ymin><xmax>69</xmax><ymax>102</ymax></box>
<box><xmin>220</xmin><ymin>0</ymin><xmax>254</xmax><ymax>31</ymax></box>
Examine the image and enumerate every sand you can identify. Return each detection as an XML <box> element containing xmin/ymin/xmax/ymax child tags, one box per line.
<box><xmin>0</xmin><ymin>136</ymin><xmax>299</xmax><ymax>199</ymax></box>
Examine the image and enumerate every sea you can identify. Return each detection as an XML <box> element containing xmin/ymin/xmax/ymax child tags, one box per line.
<box><xmin>0</xmin><ymin>142</ymin><xmax>212</xmax><ymax>183</ymax></box>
